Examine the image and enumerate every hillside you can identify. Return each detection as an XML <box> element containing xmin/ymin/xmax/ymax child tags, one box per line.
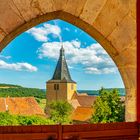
<box><xmin>0</xmin><ymin>83</ymin><xmax>21</xmax><ymax>88</ymax></box>
<box><xmin>0</xmin><ymin>84</ymin><xmax>46</xmax><ymax>99</ymax></box>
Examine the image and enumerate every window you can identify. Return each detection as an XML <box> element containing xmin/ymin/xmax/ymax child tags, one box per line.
<box><xmin>54</xmin><ymin>84</ymin><xmax>59</xmax><ymax>90</ymax></box>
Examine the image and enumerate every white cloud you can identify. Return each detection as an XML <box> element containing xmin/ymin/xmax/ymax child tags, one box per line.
<box><xmin>68</xmin><ymin>66</ymin><xmax>73</xmax><ymax>69</ymax></box>
<box><xmin>0</xmin><ymin>60</ymin><xmax>37</xmax><ymax>72</ymax></box>
<box><xmin>71</xmin><ymin>40</ymin><xmax>81</xmax><ymax>48</ymax></box>
<box><xmin>0</xmin><ymin>55</ymin><xmax>11</xmax><ymax>59</ymax></box>
<box><xmin>37</xmin><ymin>40</ymin><xmax>116</xmax><ymax>74</ymax></box>
<box><xmin>26</xmin><ymin>23</ymin><xmax>61</xmax><ymax>42</ymax></box>
<box><xmin>64</xmin><ymin>27</ymin><xmax>70</xmax><ymax>31</ymax></box>
<box><xmin>85</xmin><ymin>67</ymin><xmax>117</xmax><ymax>74</ymax></box>
<box><xmin>26</xmin><ymin>22</ymin><xmax>116</xmax><ymax>74</ymax></box>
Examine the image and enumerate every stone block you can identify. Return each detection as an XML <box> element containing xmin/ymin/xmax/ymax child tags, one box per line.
<box><xmin>108</xmin><ymin>14</ymin><xmax>136</xmax><ymax>53</ymax></box>
<box><xmin>13</xmin><ymin>0</ymin><xmax>43</xmax><ymax>21</ymax></box>
<box><xmin>119</xmin><ymin>67</ymin><xmax>136</xmax><ymax>89</ymax></box>
<box><xmin>93</xmin><ymin>0</ymin><xmax>130</xmax><ymax>37</ymax></box>
<box><xmin>114</xmin><ymin>47</ymin><xmax>136</xmax><ymax>67</ymax></box>
<box><xmin>53</xmin><ymin>0</ymin><xmax>67</xmax><ymax>11</ymax></box>
<box><xmin>0</xmin><ymin>0</ymin><xmax>24</xmax><ymax>33</ymax></box>
<box><xmin>125</xmin><ymin>88</ymin><xmax>137</xmax><ymax>122</ymax></box>
<box><xmin>37</xmin><ymin>0</ymin><xmax>55</xmax><ymax>14</ymax></box>
<box><xmin>0</xmin><ymin>29</ymin><xmax>6</xmax><ymax>42</ymax></box>
<box><xmin>129</xmin><ymin>0</ymin><xmax>136</xmax><ymax>19</ymax></box>
<box><xmin>63</xmin><ymin>0</ymin><xmax>87</xmax><ymax>17</ymax></box>
<box><xmin>80</xmin><ymin>0</ymin><xmax>107</xmax><ymax>24</ymax></box>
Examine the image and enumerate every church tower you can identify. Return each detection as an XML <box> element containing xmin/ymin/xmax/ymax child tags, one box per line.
<box><xmin>46</xmin><ymin>46</ymin><xmax>77</xmax><ymax>102</ymax></box>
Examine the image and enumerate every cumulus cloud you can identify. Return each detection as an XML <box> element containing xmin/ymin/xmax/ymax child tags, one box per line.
<box><xmin>26</xmin><ymin>22</ymin><xmax>116</xmax><ymax>74</ymax></box>
<box><xmin>26</xmin><ymin>23</ymin><xmax>61</xmax><ymax>42</ymax></box>
<box><xmin>85</xmin><ymin>67</ymin><xmax>117</xmax><ymax>74</ymax></box>
<box><xmin>0</xmin><ymin>55</ymin><xmax>11</xmax><ymax>59</ymax></box>
<box><xmin>0</xmin><ymin>60</ymin><xmax>37</xmax><ymax>72</ymax></box>
<box><xmin>37</xmin><ymin>40</ymin><xmax>116</xmax><ymax>74</ymax></box>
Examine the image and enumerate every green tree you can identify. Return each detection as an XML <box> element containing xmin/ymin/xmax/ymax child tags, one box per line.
<box><xmin>0</xmin><ymin>112</ymin><xmax>19</xmax><ymax>126</ymax></box>
<box><xmin>0</xmin><ymin>112</ymin><xmax>54</xmax><ymax>126</ymax></box>
<box><xmin>90</xmin><ymin>88</ymin><xmax>125</xmax><ymax>123</ymax></box>
<box><xmin>17</xmin><ymin>115</ymin><xmax>54</xmax><ymax>125</ymax></box>
<box><xmin>48</xmin><ymin>101</ymin><xmax>72</xmax><ymax>124</ymax></box>
<box><xmin>0</xmin><ymin>86</ymin><xmax>46</xmax><ymax>99</ymax></box>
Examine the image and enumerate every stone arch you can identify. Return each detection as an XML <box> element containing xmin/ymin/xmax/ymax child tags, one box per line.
<box><xmin>0</xmin><ymin>0</ymin><xmax>136</xmax><ymax>122</ymax></box>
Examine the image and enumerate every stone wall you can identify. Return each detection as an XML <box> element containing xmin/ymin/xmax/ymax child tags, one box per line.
<box><xmin>0</xmin><ymin>0</ymin><xmax>136</xmax><ymax>122</ymax></box>
<box><xmin>46</xmin><ymin>82</ymin><xmax>76</xmax><ymax>102</ymax></box>
<box><xmin>67</xmin><ymin>83</ymin><xmax>77</xmax><ymax>100</ymax></box>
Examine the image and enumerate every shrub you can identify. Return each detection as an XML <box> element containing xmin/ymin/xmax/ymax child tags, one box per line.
<box><xmin>90</xmin><ymin>88</ymin><xmax>125</xmax><ymax>123</ymax></box>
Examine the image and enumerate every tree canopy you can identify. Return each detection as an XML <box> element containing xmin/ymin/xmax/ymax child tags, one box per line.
<box><xmin>47</xmin><ymin>101</ymin><xmax>73</xmax><ymax>124</ymax></box>
<box><xmin>90</xmin><ymin>88</ymin><xmax>125</xmax><ymax>123</ymax></box>
<box><xmin>0</xmin><ymin>87</ymin><xmax>46</xmax><ymax>99</ymax></box>
<box><xmin>0</xmin><ymin>112</ymin><xmax>54</xmax><ymax>126</ymax></box>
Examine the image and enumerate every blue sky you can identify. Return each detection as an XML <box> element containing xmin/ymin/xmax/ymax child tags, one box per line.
<box><xmin>0</xmin><ymin>19</ymin><xmax>124</xmax><ymax>90</ymax></box>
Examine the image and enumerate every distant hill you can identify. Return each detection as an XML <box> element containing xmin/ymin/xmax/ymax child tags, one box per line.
<box><xmin>43</xmin><ymin>88</ymin><xmax>126</xmax><ymax>96</ymax></box>
<box><xmin>0</xmin><ymin>83</ymin><xmax>46</xmax><ymax>99</ymax></box>
<box><xmin>78</xmin><ymin>88</ymin><xmax>125</xmax><ymax>96</ymax></box>
<box><xmin>0</xmin><ymin>83</ymin><xmax>21</xmax><ymax>88</ymax></box>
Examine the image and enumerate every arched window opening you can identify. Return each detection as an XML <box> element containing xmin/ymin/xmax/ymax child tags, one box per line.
<box><xmin>0</xmin><ymin>19</ymin><xmax>125</xmax><ymax>125</ymax></box>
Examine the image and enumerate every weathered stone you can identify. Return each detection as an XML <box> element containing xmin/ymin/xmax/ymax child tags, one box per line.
<box><xmin>53</xmin><ymin>0</ymin><xmax>67</xmax><ymax>11</ymax></box>
<box><xmin>0</xmin><ymin>0</ymin><xmax>24</xmax><ymax>33</ymax></box>
<box><xmin>80</xmin><ymin>0</ymin><xmax>107</xmax><ymax>24</ymax></box>
<box><xmin>13</xmin><ymin>0</ymin><xmax>43</xmax><ymax>21</ymax></box>
<box><xmin>108</xmin><ymin>14</ymin><xmax>136</xmax><ymax>53</ymax></box>
<box><xmin>63</xmin><ymin>0</ymin><xmax>87</xmax><ymax>17</ymax></box>
<box><xmin>37</xmin><ymin>0</ymin><xmax>56</xmax><ymax>14</ymax></box>
<box><xmin>114</xmin><ymin>47</ymin><xmax>136</xmax><ymax>67</ymax></box>
<box><xmin>119</xmin><ymin>67</ymin><xmax>136</xmax><ymax>89</ymax></box>
<box><xmin>0</xmin><ymin>29</ymin><xmax>6</xmax><ymax>42</ymax></box>
<box><xmin>127</xmin><ymin>39</ymin><xmax>136</xmax><ymax>49</ymax></box>
<box><xmin>125</xmin><ymin>88</ymin><xmax>137</xmax><ymax>122</ymax></box>
<box><xmin>93</xmin><ymin>0</ymin><xmax>130</xmax><ymax>37</ymax></box>
<box><xmin>129</xmin><ymin>0</ymin><xmax>136</xmax><ymax>19</ymax></box>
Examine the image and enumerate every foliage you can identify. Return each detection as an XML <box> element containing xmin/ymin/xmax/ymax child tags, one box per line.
<box><xmin>47</xmin><ymin>101</ymin><xmax>73</xmax><ymax>124</ymax></box>
<box><xmin>0</xmin><ymin>112</ymin><xmax>19</xmax><ymax>126</ymax></box>
<box><xmin>0</xmin><ymin>101</ymin><xmax>73</xmax><ymax>125</ymax></box>
<box><xmin>17</xmin><ymin>115</ymin><xmax>54</xmax><ymax>125</ymax></box>
<box><xmin>90</xmin><ymin>88</ymin><xmax>125</xmax><ymax>123</ymax></box>
<box><xmin>37</xmin><ymin>98</ymin><xmax>46</xmax><ymax>110</ymax></box>
<box><xmin>0</xmin><ymin>87</ymin><xmax>46</xmax><ymax>99</ymax></box>
<box><xmin>0</xmin><ymin>112</ymin><xmax>54</xmax><ymax>126</ymax></box>
<box><xmin>0</xmin><ymin>83</ymin><xmax>21</xmax><ymax>88</ymax></box>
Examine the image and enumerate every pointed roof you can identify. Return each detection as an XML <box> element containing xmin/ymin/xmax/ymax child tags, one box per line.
<box><xmin>50</xmin><ymin>45</ymin><xmax>76</xmax><ymax>83</ymax></box>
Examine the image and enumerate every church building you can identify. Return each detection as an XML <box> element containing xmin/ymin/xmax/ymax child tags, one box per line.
<box><xmin>46</xmin><ymin>45</ymin><xmax>98</xmax><ymax>122</ymax></box>
<box><xmin>46</xmin><ymin>46</ymin><xmax>77</xmax><ymax>102</ymax></box>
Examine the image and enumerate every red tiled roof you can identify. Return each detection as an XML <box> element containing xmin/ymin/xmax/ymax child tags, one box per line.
<box><xmin>68</xmin><ymin>99</ymin><xmax>81</xmax><ymax>109</ymax></box>
<box><xmin>71</xmin><ymin>106</ymin><xmax>94</xmax><ymax>121</ymax></box>
<box><xmin>0</xmin><ymin>97</ymin><xmax>45</xmax><ymax>116</ymax></box>
<box><xmin>73</xmin><ymin>93</ymin><xmax>97</xmax><ymax>107</ymax></box>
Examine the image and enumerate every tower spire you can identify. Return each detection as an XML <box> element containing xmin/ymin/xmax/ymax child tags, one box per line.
<box><xmin>51</xmin><ymin>45</ymin><xmax>75</xmax><ymax>83</ymax></box>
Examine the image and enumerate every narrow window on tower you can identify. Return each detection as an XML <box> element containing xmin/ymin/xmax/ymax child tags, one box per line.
<box><xmin>54</xmin><ymin>84</ymin><xmax>59</xmax><ymax>90</ymax></box>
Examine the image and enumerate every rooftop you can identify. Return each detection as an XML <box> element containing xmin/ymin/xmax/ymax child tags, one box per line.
<box><xmin>71</xmin><ymin>106</ymin><xmax>94</xmax><ymax>122</ymax></box>
<box><xmin>0</xmin><ymin>97</ymin><xmax>45</xmax><ymax>116</ymax></box>
<box><xmin>49</xmin><ymin>46</ymin><xmax>76</xmax><ymax>83</ymax></box>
